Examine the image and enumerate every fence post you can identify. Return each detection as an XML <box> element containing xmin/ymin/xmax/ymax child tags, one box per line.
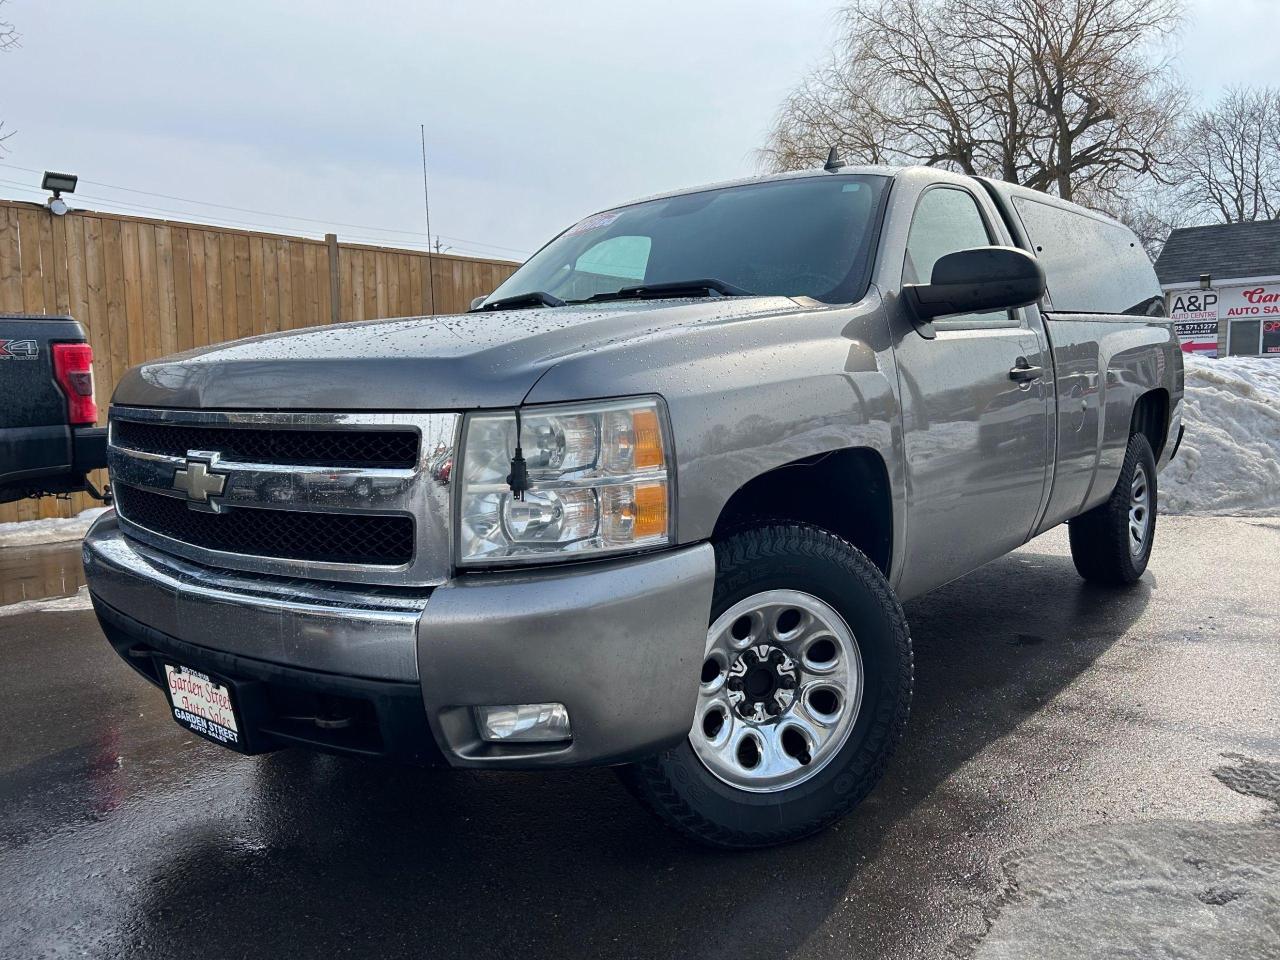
<box><xmin>325</xmin><ymin>233</ymin><xmax>340</xmax><ymax>324</ymax></box>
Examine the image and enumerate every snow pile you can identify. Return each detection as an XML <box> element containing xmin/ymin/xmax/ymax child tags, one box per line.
<box><xmin>1161</xmin><ymin>356</ymin><xmax>1280</xmax><ymax>516</ymax></box>
<box><xmin>0</xmin><ymin>506</ymin><xmax>110</xmax><ymax>549</ymax></box>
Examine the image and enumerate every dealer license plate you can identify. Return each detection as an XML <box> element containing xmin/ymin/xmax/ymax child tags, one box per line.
<box><xmin>163</xmin><ymin>664</ymin><xmax>243</xmax><ymax>751</ymax></box>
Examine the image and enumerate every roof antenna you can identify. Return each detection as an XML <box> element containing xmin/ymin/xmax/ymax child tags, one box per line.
<box><xmin>824</xmin><ymin>146</ymin><xmax>844</xmax><ymax>172</ymax></box>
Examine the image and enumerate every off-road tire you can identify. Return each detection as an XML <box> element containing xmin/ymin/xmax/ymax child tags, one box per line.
<box><xmin>1068</xmin><ymin>432</ymin><xmax>1157</xmax><ymax>586</ymax></box>
<box><xmin>618</xmin><ymin>523</ymin><xmax>913</xmax><ymax>848</ymax></box>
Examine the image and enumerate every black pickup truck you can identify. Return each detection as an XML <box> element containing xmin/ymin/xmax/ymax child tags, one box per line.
<box><xmin>0</xmin><ymin>314</ymin><xmax>107</xmax><ymax>505</ymax></box>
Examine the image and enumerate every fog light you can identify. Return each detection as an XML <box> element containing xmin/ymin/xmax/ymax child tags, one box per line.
<box><xmin>475</xmin><ymin>703</ymin><xmax>571</xmax><ymax>743</ymax></box>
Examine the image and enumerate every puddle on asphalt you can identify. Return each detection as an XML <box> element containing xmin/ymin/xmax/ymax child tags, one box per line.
<box><xmin>1215</xmin><ymin>754</ymin><xmax>1280</xmax><ymax>809</ymax></box>
<box><xmin>0</xmin><ymin>542</ymin><xmax>87</xmax><ymax>607</ymax></box>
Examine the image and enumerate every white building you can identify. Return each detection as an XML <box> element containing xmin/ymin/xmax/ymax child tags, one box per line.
<box><xmin>1154</xmin><ymin>220</ymin><xmax>1280</xmax><ymax>358</ymax></box>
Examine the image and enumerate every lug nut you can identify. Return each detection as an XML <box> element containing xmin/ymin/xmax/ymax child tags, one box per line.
<box><xmin>727</xmin><ymin>676</ymin><xmax>744</xmax><ymax>692</ymax></box>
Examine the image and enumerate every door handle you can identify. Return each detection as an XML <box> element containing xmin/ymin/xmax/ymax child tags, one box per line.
<box><xmin>1009</xmin><ymin>360</ymin><xmax>1043</xmax><ymax>382</ymax></box>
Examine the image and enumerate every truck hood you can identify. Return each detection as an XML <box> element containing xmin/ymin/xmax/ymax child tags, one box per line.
<box><xmin>112</xmin><ymin>296</ymin><xmax>804</xmax><ymax>410</ymax></box>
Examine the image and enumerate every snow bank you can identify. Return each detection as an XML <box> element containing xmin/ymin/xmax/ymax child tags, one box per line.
<box><xmin>1160</xmin><ymin>356</ymin><xmax>1280</xmax><ymax>516</ymax></box>
<box><xmin>0</xmin><ymin>584</ymin><xmax>93</xmax><ymax>617</ymax></box>
<box><xmin>0</xmin><ymin>507</ymin><xmax>110</xmax><ymax>549</ymax></box>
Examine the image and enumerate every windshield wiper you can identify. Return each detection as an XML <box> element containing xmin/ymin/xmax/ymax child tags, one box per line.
<box><xmin>579</xmin><ymin>278</ymin><xmax>751</xmax><ymax>303</ymax></box>
<box><xmin>474</xmin><ymin>291</ymin><xmax>565</xmax><ymax>312</ymax></box>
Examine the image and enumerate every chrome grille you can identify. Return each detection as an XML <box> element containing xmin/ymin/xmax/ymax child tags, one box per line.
<box><xmin>112</xmin><ymin>419</ymin><xmax>420</xmax><ymax>468</ymax></box>
<box><xmin>107</xmin><ymin>407</ymin><xmax>459</xmax><ymax>587</ymax></box>
<box><xmin>113</xmin><ymin>485</ymin><xmax>415</xmax><ymax>566</ymax></box>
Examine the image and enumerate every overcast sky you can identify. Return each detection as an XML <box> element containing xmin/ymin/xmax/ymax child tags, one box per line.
<box><xmin>0</xmin><ymin>0</ymin><xmax>1276</xmax><ymax>262</ymax></box>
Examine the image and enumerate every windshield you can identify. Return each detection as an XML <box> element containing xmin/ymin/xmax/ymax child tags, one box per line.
<box><xmin>486</xmin><ymin>174</ymin><xmax>889</xmax><ymax>306</ymax></box>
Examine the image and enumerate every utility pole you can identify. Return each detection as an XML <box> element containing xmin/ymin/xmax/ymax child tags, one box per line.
<box><xmin>420</xmin><ymin>124</ymin><xmax>437</xmax><ymax>316</ymax></box>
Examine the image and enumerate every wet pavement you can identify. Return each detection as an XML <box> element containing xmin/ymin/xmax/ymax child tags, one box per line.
<box><xmin>0</xmin><ymin>541</ymin><xmax>86</xmax><ymax>607</ymax></box>
<box><xmin>1</xmin><ymin>516</ymin><xmax>1276</xmax><ymax>959</ymax></box>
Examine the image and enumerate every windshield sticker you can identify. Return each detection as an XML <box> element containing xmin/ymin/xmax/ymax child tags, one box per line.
<box><xmin>564</xmin><ymin>210</ymin><xmax>622</xmax><ymax>238</ymax></box>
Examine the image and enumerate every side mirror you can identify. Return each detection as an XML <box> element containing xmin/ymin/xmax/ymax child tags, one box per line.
<box><xmin>903</xmin><ymin>246</ymin><xmax>1046</xmax><ymax>337</ymax></box>
<box><xmin>470</xmin><ymin>295</ymin><xmax>488</xmax><ymax>312</ymax></box>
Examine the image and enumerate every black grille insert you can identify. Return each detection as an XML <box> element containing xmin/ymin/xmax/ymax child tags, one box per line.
<box><xmin>112</xmin><ymin>420</ymin><xmax>419</xmax><ymax>468</ymax></box>
<box><xmin>115</xmin><ymin>485</ymin><xmax>414</xmax><ymax>566</ymax></box>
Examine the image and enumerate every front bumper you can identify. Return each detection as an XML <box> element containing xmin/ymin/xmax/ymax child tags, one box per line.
<box><xmin>84</xmin><ymin>514</ymin><xmax>715</xmax><ymax>768</ymax></box>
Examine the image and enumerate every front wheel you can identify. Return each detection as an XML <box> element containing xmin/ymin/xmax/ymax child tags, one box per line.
<box><xmin>618</xmin><ymin>524</ymin><xmax>913</xmax><ymax>848</ymax></box>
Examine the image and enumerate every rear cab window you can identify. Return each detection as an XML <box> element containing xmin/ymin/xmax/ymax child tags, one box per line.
<box><xmin>1010</xmin><ymin>196</ymin><xmax>1163</xmax><ymax>316</ymax></box>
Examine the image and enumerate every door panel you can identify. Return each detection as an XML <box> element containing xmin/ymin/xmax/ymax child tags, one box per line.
<box><xmin>890</xmin><ymin>183</ymin><xmax>1052</xmax><ymax>598</ymax></box>
<box><xmin>1034</xmin><ymin>316</ymin><xmax>1103</xmax><ymax>530</ymax></box>
<box><xmin>893</xmin><ymin>327</ymin><xmax>1052</xmax><ymax>597</ymax></box>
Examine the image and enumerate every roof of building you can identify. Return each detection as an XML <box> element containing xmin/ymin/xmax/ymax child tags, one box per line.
<box><xmin>1155</xmin><ymin>220</ymin><xmax>1280</xmax><ymax>286</ymax></box>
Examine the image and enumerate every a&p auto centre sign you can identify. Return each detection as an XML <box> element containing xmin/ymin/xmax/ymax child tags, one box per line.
<box><xmin>1168</xmin><ymin>290</ymin><xmax>1219</xmax><ymax>356</ymax></box>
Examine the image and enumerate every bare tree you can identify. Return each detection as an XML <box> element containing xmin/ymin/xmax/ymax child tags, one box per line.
<box><xmin>0</xmin><ymin>1</ymin><xmax>17</xmax><ymax>153</ymax></box>
<box><xmin>0</xmin><ymin>3</ymin><xmax>15</xmax><ymax>50</ymax></box>
<box><xmin>762</xmin><ymin>0</ymin><xmax>1185</xmax><ymax>205</ymax></box>
<box><xmin>760</xmin><ymin>45</ymin><xmax>892</xmax><ymax>173</ymax></box>
<box><xmin>1083</xmin><ymin>175</ymin><xmax>1186</xmax><ymax>259</ymax></box>
<box><xmin>1172</xmin><ymin>86</ymin><xmax>1280</xmax><ymax>223</ymax></box>
<box><xmin>761</xmin><ymin>0</ymin><xmax>1026</xmax><ymax>177</ymax></box>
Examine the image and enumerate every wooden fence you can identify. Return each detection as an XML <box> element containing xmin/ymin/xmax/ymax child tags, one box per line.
<box><xmin>0</xmin><ymin>199</ymin><xmax>519</xmax><ymax>524</ymax></box>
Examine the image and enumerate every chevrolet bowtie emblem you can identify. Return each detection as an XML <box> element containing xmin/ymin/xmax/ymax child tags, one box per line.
<box><xmin>172</xmin><ymin>458</ymin><xmax>227</xmax><ymax>503</ymax></box>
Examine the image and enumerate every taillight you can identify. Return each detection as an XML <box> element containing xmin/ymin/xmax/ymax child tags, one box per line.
<box><xmin>52</xmin><ymin>342</ymin><xmax>98</xmax><ymax>426</ymax></box>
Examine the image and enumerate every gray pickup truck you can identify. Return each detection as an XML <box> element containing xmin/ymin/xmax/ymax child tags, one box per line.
<box><xmin>84</xmin><ymin>164</ymin><xmax>1183</xmax><ymax>847</ymax></box>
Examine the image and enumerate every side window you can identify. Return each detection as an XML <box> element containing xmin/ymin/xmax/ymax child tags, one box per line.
<box><xmin>560</xmin><ymin>235</ymin><xmax>651</xmax><ymax>300</ymax></box>
<box><xmin>904</xmin><ymin>187</ymin><xmax>1016</xmax><ymax>329</ymax></box>
<box><xmin>1012</xmin><ymin>196</ymin><xmax>1161</xmax><ymax>315</ymax></box>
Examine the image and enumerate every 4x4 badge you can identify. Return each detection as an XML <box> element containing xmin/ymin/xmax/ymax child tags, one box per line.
<box><xmin>0</xmin><ymin>339</ymin><xmax>38</xmax><ymax>359</ymax></box>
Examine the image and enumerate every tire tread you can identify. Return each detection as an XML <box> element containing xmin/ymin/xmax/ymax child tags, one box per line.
<box><xmin>1068</xmin><ymin>433</ymin><xmax>1157</xmax><ymax>586</ymax></box>
<box><xmin>618</xmin><ymin>523</ymin><xmax>913</xmax><ymax>848</ymax></box>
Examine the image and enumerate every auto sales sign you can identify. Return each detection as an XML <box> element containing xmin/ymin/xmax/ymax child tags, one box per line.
<box><xmin>1168</xmin><ymin>290</ymin><xmax>1218</xmax><ymax>356</ymax></box>
<box><xmin>1221</xmin><ymin>284</ymin><xmax>1280</xmax><ymax>354</ymax></box>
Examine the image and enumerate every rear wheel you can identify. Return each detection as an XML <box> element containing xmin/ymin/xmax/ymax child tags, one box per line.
<box><xmin>1068</xmin><ymin>432</ymin><xmax>1157</xmax><ymax>585</ymax></box>
<box><xmin>618</xmin><ymin>523</ymin><xmax>912</xmax><ymax>848</ymax></box>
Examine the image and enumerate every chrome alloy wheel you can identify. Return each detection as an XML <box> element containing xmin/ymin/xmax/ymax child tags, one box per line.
<box><xmin>690</xmin><ymin>590</ymin><xmax>863</xmax><ymax>794</ymax></box>
<box><xmin>1128</xmin><ymin>464</ymin><xmax>1151</xmax><ymax>556</ymax></box>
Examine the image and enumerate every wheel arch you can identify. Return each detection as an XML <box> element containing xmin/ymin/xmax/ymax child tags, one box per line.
<box><xmin>1132</xmin><ymin>387</ymin><xmax>1170</xmax><ymax>460</ymax></box>
<box><xmin>711</xmin><ymin>447</ymin><xmax>893</xmax><ymax>576</ymax></box>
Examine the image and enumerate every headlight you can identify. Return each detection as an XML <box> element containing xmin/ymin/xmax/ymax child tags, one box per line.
<box><xmin>457</xmin><ymin>397</ymin><xmax>674</xmax><ymax>566</ymax></box>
